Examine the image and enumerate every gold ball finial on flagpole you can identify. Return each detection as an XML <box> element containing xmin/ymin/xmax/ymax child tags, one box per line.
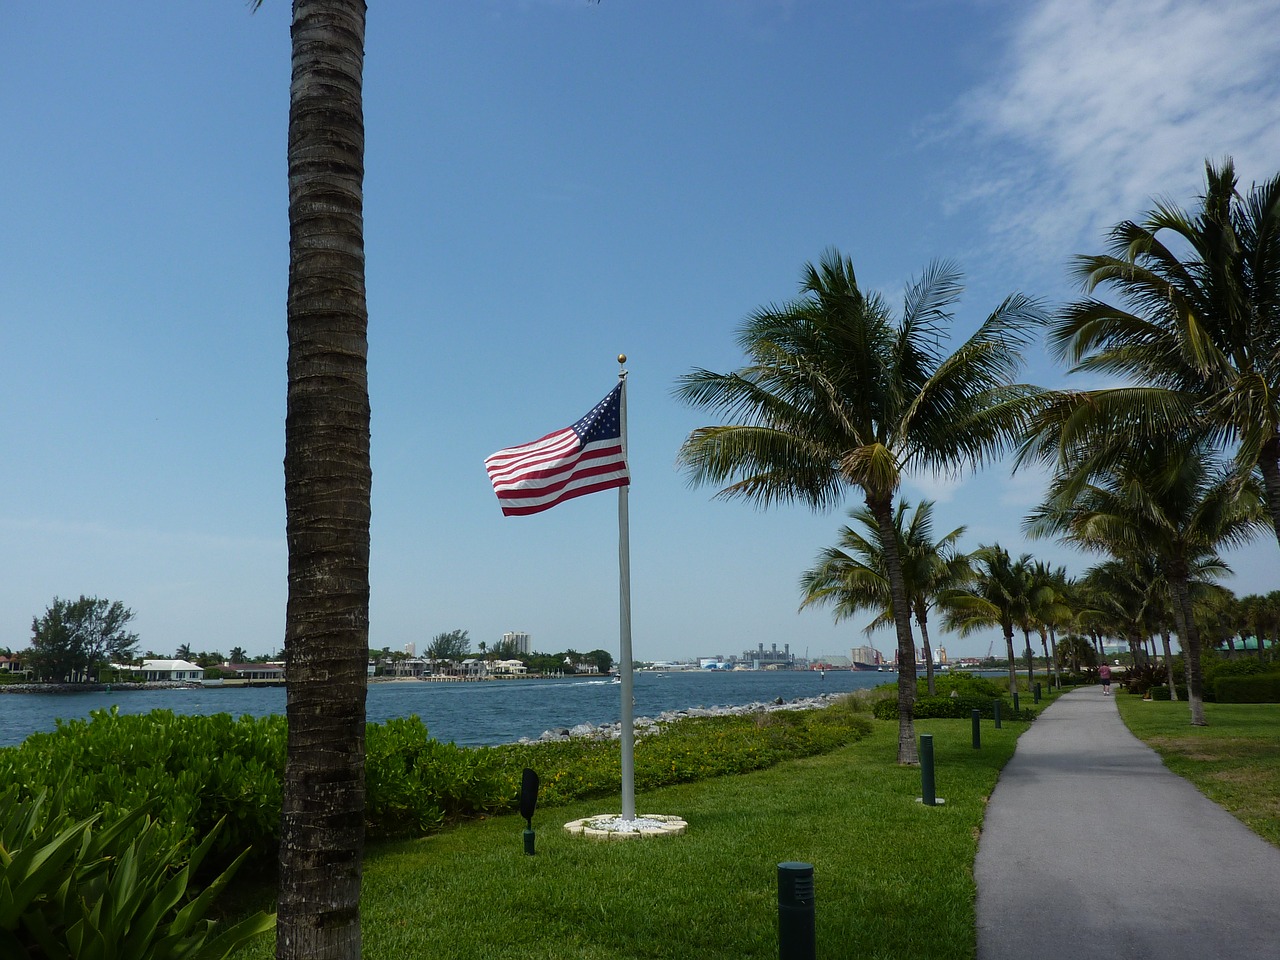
<box><xmin>618</xmin><ymin>353</ymin><xmax>627</xmax><ymax>365</ymax></box>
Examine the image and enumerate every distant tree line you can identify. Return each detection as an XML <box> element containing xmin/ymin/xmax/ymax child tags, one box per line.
<box><xmin>367</xmin><ymin>628</ymin><xmax>614</xmax><ymax>675</ymax></box>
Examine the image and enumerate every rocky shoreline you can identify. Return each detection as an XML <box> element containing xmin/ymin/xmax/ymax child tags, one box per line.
<box><xmin>0</xmin><ymin>681</ymin><xmax>200</xmax><ymax>695</ymax></box>
<box><xmin>519</xmin><ymin>692</ymin><xmax>847</xmax><ymax>744</ymax></box>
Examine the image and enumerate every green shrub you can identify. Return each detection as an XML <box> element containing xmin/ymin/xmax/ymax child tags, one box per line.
<box><xmin>0</xmin><ymin>709</ymin><xmax>286</xmax><ymax>871</ymax></box>
<box><xmin>917</xmin><ymin>671</ymin><xmax>1008</xmax><ymax>699</ymax></box>
<box><xmin>364</xmin><ymin>717</ymin><xmax>514</xmax><ymax>837</ymax></box>
<box><xmin>1149</xmin><ymin>685</ymin><xmax>1172</xmax><ymax>701</ymax></box>
<box><xmin>501</xmin><ymin>705</ymin><xmax>872</xmax><ymax>806</ymax></box>
<box><xmin>0</xmin><ymin>786</ymin><xmax>273</xmax><ymax>960</ymax></box>
<box><xmin>1213</xmin><ymin>673</ymin><xmax>1280</xmax><ymax>703</ymax></box>
<box><xmin>1119</xmin><ymin>661</ymin><xmax>1167</xmax><ymax>696</ymax></box>
<box><xmin>871</xmin><ymin>695</ymin><xmax>1031</xmax><ymax>722</ymax></box>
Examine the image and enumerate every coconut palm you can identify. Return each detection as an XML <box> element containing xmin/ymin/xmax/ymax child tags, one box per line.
<box><xmin>944</xmin><ymin>545</ymin><xmax>1035</xmax><ymax>698</ymax></box>
<box><xmin>677</xmin><ymin>251</ymin><xmax>1044</xmax><ymax>763</ymax></box>
<box><xmin>1028</xmin><ymin>562</ymin><xmax>1073</xmax><ymax>689</ymax></box>
<box><xmin>256</xmin><ymin>1</ymin><xmax>372</xmax><ymax>956</ymax></box>
<box><xmin>1080</xmin><ymin>560</ymin><xmax>1151</xmax><ymax>665</ymax></box>
<box><xmin>1022</xmin><ymin>159</ymin><xmax>1280</xmax><ymax>546</ymax></box>
<box><xmin>1027</xmin><ymin>436</ymin><xmax>1265</xmax><ymax>724</ymax></box>
<box><xmin>799</xmin><ymin>500</ymin><xmax>969</xmax><ymax>696</ymax></box>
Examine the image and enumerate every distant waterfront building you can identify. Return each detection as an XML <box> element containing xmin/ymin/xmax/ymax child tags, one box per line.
<box><xmin>739</xmin><ymin>642</ymin><xmax>794</xmax><ymax>669</ymax></box>
<box><xmin>404</xmin><ymin>641</ymin><xmax>416</xmax><ymax>657</ymax></box>
<box><xmin>120</xmin><ymin>659</ymin><xmax>205</xmax><ymax>683</ymax></box>
<box><xmin>850</xmin><ymin>645</ymin><xmax>883</xmax><ymax>667</ymax></box>
<box><xmin>503</xmin><ymin>631</ymin><xmax>531</xmax><ymax>655</ymax></box>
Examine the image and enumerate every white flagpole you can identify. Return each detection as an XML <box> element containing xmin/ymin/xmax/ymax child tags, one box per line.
<box><xmin>617</xmin><ymin>355</ymin><xmax>636</xmax><ymax>821</ymax></box>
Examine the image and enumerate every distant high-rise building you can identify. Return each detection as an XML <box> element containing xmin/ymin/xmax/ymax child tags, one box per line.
<box><xmin>404</xmin><ymin>642</ymin><xmax>415</xmax><ymax>656</ymax></box>
<box><xmin>503</xmin><ymin>631</ymin><xmax>531</xmax><ymax>655</ymax></box>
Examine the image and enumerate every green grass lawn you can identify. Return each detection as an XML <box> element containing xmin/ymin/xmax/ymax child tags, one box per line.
<box><xmin>1114</xmin><ymin>695</ymin><xmax>1280</xmax><ymax>847</ymax></box>
<box><xmin>230</xmin><ymin>711</ymin><xmax>1028</xmax><ymax>960</ymax></box>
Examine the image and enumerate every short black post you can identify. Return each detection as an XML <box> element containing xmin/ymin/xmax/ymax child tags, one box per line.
<box><xmin>777</xmin><ymin>862</ymin><xmax>816</xmax><ymax>960</ymax></box>
<box><xmin>519</xmin><ymin>767</ymin><xmax>540</xmax><ymax>856</ymax></box>
<box><xmin>1013</xmin><ymin>691</ymin><xmax>1020</xmax><ymax>712</ymax></box>
<box><xmin>920</xmin><ymin>733</ymin><xmax>937</xmax><ymax>806</ymax></box>
<box><xmin>971</xmin><ymin>709</ymin><xmax>981</xmax><ymax>749</ymax></box>
<box><xmin>1034</xmin><ymin>683</ymin><xmax>1041</xmax><ymax>704</ymax></box>
<box><xmin>993</xmin><ymin>699</ymin><xmax>1002</xmax><ymax>729</ymax></box>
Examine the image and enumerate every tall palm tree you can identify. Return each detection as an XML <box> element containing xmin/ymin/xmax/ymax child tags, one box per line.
<box><xmin>260</xmin><ymin>2</ymin><xmax>371</xmax><ymax>957</ymax></box>
<box><xmin>677</xmin><ymin>251</ymin><xmax>1044</xmax><ymax>763</ymax></box>
<box><xmin>1028</xmin><ymin>562</ymin><xmax>1073</xmax><ymax>689</ymax></box>
<box><xmin>944</xmin><ymin>545</ymin><xmax>1034</xmax><ymax>698</ymax></box>
<box><xmin>799</xmin><ymin>500</ymin><xmax>969</xmax><ymax>696</ymax></box>
<box><xmin>1023</xmin><ymin>159</ymin><xmax>1280</xmax><ymax>546</ymax></box>
<box><xmin>1081</xmin><ymin>559</ymin><xmax>1156</xmax><ymax>667</ymax></box>
<box><xmin>1028</xmin><ymin>436</ymin><xmax>1264</xmax><ymax>724</ymax></box>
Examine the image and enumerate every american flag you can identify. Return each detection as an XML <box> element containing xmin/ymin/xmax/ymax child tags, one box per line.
<box><xmin>485</xmin><ymin>383</ymin><xmax>630</xmax><ymax>517</ymax></box>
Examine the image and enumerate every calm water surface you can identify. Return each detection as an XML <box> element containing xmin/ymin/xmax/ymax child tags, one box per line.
<box><xmin>0</xmin><ymin>670</ymin><xmax>898</xmax><ymax>749</ymax></box>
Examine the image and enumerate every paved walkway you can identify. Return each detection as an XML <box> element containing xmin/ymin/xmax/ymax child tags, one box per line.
<box><xmin>975</xmin><ymin>686</ymin><xmax>1280</xmax><ymax>960</ymax></box>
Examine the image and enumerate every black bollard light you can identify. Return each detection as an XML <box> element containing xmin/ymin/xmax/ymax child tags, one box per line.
<box><xmin>1034</xmin><ymin>682</ymin><xmax>1041</xmax><ymax>703</ymax></box>
<box><xmin>993</xmin><ymin>699</ymin><xmax>1002</xmax><ymax>729</ymax></box>
<box><xmin>1013</xmin><ymin>691</ymin><xmax>1020</xmax><ymax>712</ymax></box>
<box><xmin>920</xmin><ymin>733</ymin><xmax>938</xmax><ymax>806</ymax></box>
<box><xmin>519</xmin><ymin>767</ymin><xmax>540</xmax><ymax>855</ymax></box>
<box><xmin>971</xmin><ymin>709</ymin><xmax>981</xmax><ymax>749</ymax></box>
<box><xmin>777</xmin><ymin>862</ymin><xmax>816</xmax><ymax>960</ymax></box>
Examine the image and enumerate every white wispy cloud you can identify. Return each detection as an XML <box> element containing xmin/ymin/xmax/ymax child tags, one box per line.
<box><xmin>956</xmin><ymin>0</ymin><xmax>1280</xmax><ymax>267</ymax></box>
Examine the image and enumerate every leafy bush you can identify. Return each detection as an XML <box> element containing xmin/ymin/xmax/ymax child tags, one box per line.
<box><xmin>503</xmin><ymin>702</ymin><xmax>872</xmax><ymax>806</ymax></box>
<box><xmin>919</xmin><ymin>671</ymin><xmax>1008</xmax><ymax>699</ymax></box>
<box><xmin>871</xmin><ymin>695</ymin><xmax>1032</xmax><ymax>722</ymax></box>
<box><xmin>1119</xmin><ymin>661</ymin><xmax>1168</xmax><ymax>696</ymax></box>
<box><xmin>1149</xmin><ymin>685</ymin><xmax>1172</xmax><ymax>701</ymax></box>
<box><xmin>0</xmin><ymin>709</ymin><xmax>286</xmax><ymax>871</ymax></box>
<box><xmin>365</xmin><ymin>717</ymin><xmax>514</xmax><ymax>837</ymax></box>
<box><xmin>0</xmin><ymin>787</ymin><xmax>272</xmax><ymax>960</ymax></box>
<box><xmin>1213</xmin><ymin>673</ymin><xmax>1280</xmax><ymax>703</ymax></box>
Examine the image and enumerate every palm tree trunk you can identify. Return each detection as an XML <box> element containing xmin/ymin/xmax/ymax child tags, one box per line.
<box><xmin>1159</xmin><ymin>625</ymin><xmax>1178</xmax><ymax>701</ymax></box>
<box><xmin>278</xmin><ymin>3</ymin><xmax>370</xmax><ymax>959</ymax></box>
<box><xmin>1126</xmin><ymin>629</ymin><xmax>1144</xmax><ymax>666</ymax></box>
<box><xmin>1003</xmin><ymin>623</ymin><xmax>1017</xmax><ymax>699</ymax></box>
<box><xmin>1168</xmin><ymin>566</ymin><xmax>1207</xmax><ymax>726</ymax></box>
<box><xmin>917</xmin><ymin>613</ymin><xmax>936</xmax><ymax>696</ymax></box>
<box><xmin>1022</xmin><ymin>627</ymin><xmax>1035</xmax><ymax>690</ymax></box>
<box><xmin>1038</xmin><ymin>629</ymin><xmax>1050</xmax><ymax>688</ymax></box>
<box><xmin>1258</xmin><ymin>436</ymin><xmax>1280</xmax><ymax>548</ymax></box>
<box><xmin>1048</xmin><ymin>625</ymin><xmax>1062</xmax><ymax>688</ymax></box>
<box><xmin>868</xmin><ymin>494</ymin><xmax>918</xmax><ymax>764</ymax></box>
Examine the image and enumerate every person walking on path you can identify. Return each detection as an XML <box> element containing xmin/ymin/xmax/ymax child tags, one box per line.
<box><xmin>976</xmin><ymin>687</ymin><xmax>1280</xmax><ymax>960</ymax></box>
<box><xmin>1098</xmin><ymin>662</ymin><xmax>1112</xmax><ymax>695</ymax></box>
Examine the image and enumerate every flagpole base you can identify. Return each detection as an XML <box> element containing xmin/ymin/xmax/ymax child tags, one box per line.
<box><xmin>563</xmin><ymin>813</ymin><xmax>687</xmax><ymax>840</ymax></box>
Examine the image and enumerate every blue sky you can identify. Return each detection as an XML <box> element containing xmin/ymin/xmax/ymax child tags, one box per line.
<box><xmin>3</xmin><ymin>0</ymin><xmax>1278</xmax><ymax>663</ymax></box>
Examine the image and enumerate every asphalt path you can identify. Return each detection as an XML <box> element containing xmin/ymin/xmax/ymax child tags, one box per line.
<box><xmin>975</xmin><ymin>686</ymin><xmax>1280</xmax><ymax>960</ymax></box>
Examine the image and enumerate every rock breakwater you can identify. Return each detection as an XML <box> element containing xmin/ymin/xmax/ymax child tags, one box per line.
<box><xmin>519</xmin><ymin>692</ymin><xmax>847</xmax><ymax>744</ymax></box>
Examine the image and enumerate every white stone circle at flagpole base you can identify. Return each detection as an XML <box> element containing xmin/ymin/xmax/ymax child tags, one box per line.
<box><xmin>563</xmin><ymin>814</ymin><xmax>688</xmax><ymax>840</ymax></box>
